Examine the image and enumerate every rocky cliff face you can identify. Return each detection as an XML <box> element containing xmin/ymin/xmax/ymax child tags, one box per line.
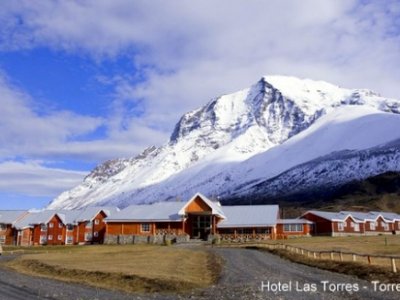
<box><xmin>47</xmin><ymin>75</ymin><xmax>400</xmax><ymax>209</ymax></box>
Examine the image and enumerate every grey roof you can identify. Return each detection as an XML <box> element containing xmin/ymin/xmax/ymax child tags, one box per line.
<box><xmin>73</xmin><ymin>206</ymin><xmax>119</xmax><ymax>222</ymax></box>
<box><xmin>178</xmin><ymin>193</ymin><xmax>226</xmax><ymax>219</ymax></box>
<box><xmin>370</xmin><ymin>211</ymin><xmax>400</xmax><ymax>221</ymax></box>
<box><xmin>57</xmin><ymin>210</ymin><xmax>84</xmax><ymax>224</ymax></box>
<box><xmin>278</xmin><ymin>219</ymin><xmax>314</xmax><ymax>224</ymax></box>
<box><xmin>303</xmin><ymin>210</ymin><xmax>360</xmax><ymax>222</ymax></box>
<box><xmin>340</xmin><ymin>211</ymin><xmax>380</xmax><ymax>222</ymax></box>
<box><xmin>0</xmin><ymin>210</ymin><xmax>27</xmax><ymax>224</ymax></box>
<box><xmin>217</xmin><ymin>205</ymin><xmax>279</xmax><ymax>228</ymax></box>
<box><xmin>106</xmin><ymin>202</ymin><xmax>184</xmax><ymax>222</ymax></box>
<box><xmin>14</xmin><ymin>210</ymin><xmax>63</xmax><ymax>229</ymax></box>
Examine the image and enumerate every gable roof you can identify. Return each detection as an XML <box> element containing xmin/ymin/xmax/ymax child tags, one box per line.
<box><xmin>0</xmin><ymin>210</ymin><xmax>27</xmax><ymax>224</ymax></box>
<box><xmin>73</xmin><ymin>206</ymin><xmax>119</xmax><ymax>222</ymax></box>
<box><xmin>370</xmin><ymin>211</ymin><xmax>400</xmax><ymax>222</ymax></box>
<box><xmin>303</xmin><ymin>210</ymin><xmax>362</xmax><ymax>223</ymax></box>
<box><xmin>278</xmin><ymin>219</ymin><xmax>314</xmax><ymax>224</ymax></box>
<box><xmin>106</xmin><ymin>202</ymin><xmax>184</xmax><ymax>222</ymax></box>
<box><xmin>178</xmin><ymin>193</ymin><xmax>226</xmax><ymax>219</ymax></box>
<box><xmin>14</xmin><ymin>211</ymin><xmax>64</xmax><ymax>230</ymax></box>
<box><xmin>217</xmin><ymin>205</ymin><xmax>279</xmax><ymax>228</ymax></box>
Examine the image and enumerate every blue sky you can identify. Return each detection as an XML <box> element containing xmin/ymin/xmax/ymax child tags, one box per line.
<box><xmin>0</xmin><ymin>0</ymin><xmax>399</xmax><ymax>209</ymax></box>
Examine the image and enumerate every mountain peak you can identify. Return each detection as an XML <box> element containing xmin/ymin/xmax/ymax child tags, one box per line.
<box><xmin>48</xmin><ymin>76</ymin><xmax>400</xmax><ymax>210</ymax></box>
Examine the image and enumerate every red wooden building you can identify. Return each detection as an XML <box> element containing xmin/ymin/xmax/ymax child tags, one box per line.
<box><xmin>0</xmin><ymin>211</ymin><xmax>28</xmax><ymax>245</ymax></box>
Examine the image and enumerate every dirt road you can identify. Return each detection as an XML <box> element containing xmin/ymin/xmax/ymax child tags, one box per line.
<box><xmin>1</xmin><ymin>248</ymin><xmax>399</xmax><ymax>299</ymax></box>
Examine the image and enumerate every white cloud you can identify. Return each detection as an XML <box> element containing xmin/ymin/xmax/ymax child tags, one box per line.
<box><xmin>0</xmin><ymin>74</ymin><xmax>168</xmax><ymax>162</ymax></box>
<box><xmin>0</xmin><ymin>160</ymin><xmax>86</xmax><ymax>196</ymax></box>
<box><xmin>1</xmin><ymin>0</ymin><xmax>400</xmax><ymax>200</ymax></box>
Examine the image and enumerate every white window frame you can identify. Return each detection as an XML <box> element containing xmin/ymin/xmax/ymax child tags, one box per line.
<box><xmin>84</xmin><ymin>232</ymin><xmax>93</xmax><ymax>241</ymax></box>
<box><xmin>66</xmin><ymin>235</ymin><xmax>73</xmax><ymax>244</ymax></box>
<box><xmin>141</xmin><ymin>223</ymin><xmax>151</xmax><ymax>232</ymax></box>
<box><xmin>40</xmin><ymin>224</ymin><xmax>48</xmax><ymax>231</ymax></box>
<box><xmin>0</xmin><ymin>235</ymin><xmax>5</xmax><ymax>244</ymax></box>
<box><xmin>94</xmin><ymin>231</ymin><xmax>99</xmax><ymax>237</ymax></box>
<box><xmin>283</xmin><ymin>224</ymin><xmax>303</xmax><ymax>232</ymax></box>
<box><xmin>49</xmin><ymin>222</ymin><xmax>54</xmax><ymax>228</ymax></box>
<box><xmin>57</xmin><ymin>235</ymin><xmax>62</xmax><ymax>241</ymax></box>
<box><xmin>39</xmin><ymin>235</ymin><xmax>47</xmax><ymax>244</ymax></box>
<box><xmin>354</xmin><ymin>223</ymin><xmax>360</xmax><ymax>232</ymax></box>
<box><xmin>58</xmin><ymin>223</ymin><xmax>63</xmax><ymax>229</ymax></box>
<box><xmin>94</xmin><ymin>219</ymin><xmax>100</xmax><ymax>225</ymax></box>
<box><xmin>48</xmin><ymin>235</ymin><xmax>53</xmax><ymax>240</ymax></box>
<box><xmin>369</xmin><ymin>222</ymin><xmax>376</xmax><ymax>230</ymax></box>
<box><xmin>383</xmin><ymin>222</ymin><xmax>389</xmax><ymax>231</ymax></box>
<box><xmin>66</xmin><ymin>224</ymin><xmax>74</xmax><ymax>231</ymax></box>
<box><xmin>338</xmin><ymin>222</ymin><xmax>345</xmax><ymax>231</ymax></box>
<box><xmin>0</xmin><ymin>224</ymin><xmax>6</xmax><ymax>231</ymax></box>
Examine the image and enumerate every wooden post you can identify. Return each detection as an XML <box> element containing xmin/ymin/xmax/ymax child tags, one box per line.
<box><xmin>367</xmin><ymin>255</ymin><xmax>371</xmax><ymax>265</ymax></box>
<box><xmin>301</xmin><ymin>249</ymin><xmax>304</xmax><ymax>255</ymax></box>
<box><xmin>391</xmin><ymin>258</ymin><xmax>397</xmax><ymax>273</ymax></box>
<box><xmin>330</xmin><ymin>252</ymin><xmax>334</xmax><ymax>260</ymax></box>
<box><xmin>339</xmin><ymin>252</ymin><xmax>343</xmax><ymax>262</ymax></box>
<box><xmin>313</xmin><ymin>252</ymin><xmax>317</xmax><ymax>259</ymax></box>
<box><xmin>352</xmin><ymin>254</ymin><xmax>356</xmax><ymax>262</ymax></box>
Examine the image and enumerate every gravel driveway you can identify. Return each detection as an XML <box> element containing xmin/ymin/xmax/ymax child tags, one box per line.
<box><xmin>1</xmin><ymin>247</ymin><xmax>399</xmax><ymax>300</ymax></box>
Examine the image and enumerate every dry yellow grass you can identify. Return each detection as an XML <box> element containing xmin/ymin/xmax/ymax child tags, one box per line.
<box><xmin>6</xmin><ymin>244</ymin><xmax>221</xmax><ymax>294</ymax></box>
<box><xmin>272</xmin><ymin>235</ymin><xmax>400</xmax><ymax>256</ymax></box>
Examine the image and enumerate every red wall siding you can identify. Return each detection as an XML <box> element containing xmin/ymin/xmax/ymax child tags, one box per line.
<box><xmin>302</xmin><ymin>213</ymin><xmax>333</xmax><ymax>235</ymax></box>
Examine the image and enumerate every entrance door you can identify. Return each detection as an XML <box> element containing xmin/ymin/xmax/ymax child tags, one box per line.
<box><xmin>192</xmin><ymin>215</ymin><xmax>211</xmax><ymax>240</ymax></box>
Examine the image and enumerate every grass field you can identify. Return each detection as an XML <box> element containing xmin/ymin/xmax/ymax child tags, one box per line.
<box><xmin>271</xmin><ymin>235</ymin><xmax>400</xmax><ymax>256</ymax></box>
<box><xmin>4</xmin><ymin>244</ymin><xmax>221</xmax><ymax>294</ymax></box>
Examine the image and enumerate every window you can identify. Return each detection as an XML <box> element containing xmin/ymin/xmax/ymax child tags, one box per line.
<box><xmin>84</xmin><ymin>232</ymin><xmax>92</xmax><ymax>241</ymax></box>
<box><xmin>94</xmin><ymin>231</ymin><xmax>99</xmax><ymax>237</ymax></box>
<box><xmin>49</xmin><ymin>222</ymin><xmax>54</xmax><ymax>228</ymax></box>
<box><xmin>40</xmin><ymin>224</ymin><xmax>47</xmax><ymax>231</ymax></box>
<box><xmin>48</xmin><ymin>235</ymin><xmax>53</xmax><ymax>241</ymax></box>
<box><xmin>0</xmin><ymin>235</ymin><xmax>5</xmax><ymax>244</ymax></box>
<box><xmin>66</xmin><ymin>224</ymin><xmax>74</xmax><ymax>231</ymax></box>
<box><xmin>85</xmin><ymin>221</ymin><xmax>92</xmax><ymax>228</ymax></box>
<box><xmin>369</xmin><ymin>222</ymin><xmax>376</xmax><ymax>230</ymax></box>
<box><xmin>338</xmin><ymin>222</ymin><xmax>345</xmax><ymax>231</ymax></box>
<box><xmin>141</xmin><ymin>223</ymin><xmax>150</xmax><ymax>232</ymax></box>
<box><xmin>58</xmin><ymin>223</ymin><xmax>63</xmax><ymax>229</ymax></box>
<box><xmin>0</xmin><ymin>224</ymin><xmax>6</xmax><ymax>231</ymax></box>
<box><xmin>238</xmin><ymin>228</ymin><xmax>253</xmax><ymax>234</ymax></box>
<box><xmin>66</xmin><ymin>236</ymin><xmax>73</xmax><ymax>244</ymax></box>
<box><xmin>283</xmin><ymin>224</ymin><xmax>303</xmax><ymax>232</ymax></box>
<box><xmin>40</xmin><ymin>235</ymin><xmax>47</xmax><ymax>244</ymax></box>
<box><xmin>255</xmin><ymin>228</ymin><xmax>271</xmax><ymax>234</ymax></box>
<box><xmin>383</xmin><ymin>222</ymin><xmax>389</xmax><ymax>231</ymax></box>
<box><xmin>219</xmin><ymin>228</ymin><xmax>235</xmax><ymax>234</ymax></box>
<box><xmin>398</xmin><ymin>223</ymin><xmax>400</xmax><ymax>230</ymax></box>
<box><xmin>354</xmin><ymin>223</ymin><xmax>360</xmax><ymax>232</ymax></box>
<box><xmin>94</xmin><ymin>219</ymin><xmax>100</xmax><ymax>225</ymax></box>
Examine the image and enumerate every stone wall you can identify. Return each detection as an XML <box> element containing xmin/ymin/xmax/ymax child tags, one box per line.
<box><xmin>104</xmin><ymin>233</ymin><xmax>189</xmax><ymax>245</ymax></box>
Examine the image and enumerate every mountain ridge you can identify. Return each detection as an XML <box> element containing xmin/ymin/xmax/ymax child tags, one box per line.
<box><xmin>47</xmin><ymin>75</ymin><xmax>400</xmax><ymax>209</ymax></box>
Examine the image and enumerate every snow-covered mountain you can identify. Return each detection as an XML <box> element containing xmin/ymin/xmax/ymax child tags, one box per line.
<box><xmin>48</xmin><ymin>76</ymin><xmax>400</xmax><ymax>209</ymax></box>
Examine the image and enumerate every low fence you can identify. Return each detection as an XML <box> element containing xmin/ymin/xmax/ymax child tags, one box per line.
<box><xmin>224</xmin><ymin>243</ymin><xmax>400</xmax><ymax>273</ymax></box>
